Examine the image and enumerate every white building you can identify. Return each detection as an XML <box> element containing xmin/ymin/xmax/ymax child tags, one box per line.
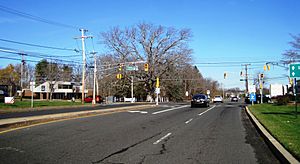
<box><xmin>31</xmin><ymin>81</ymin><xmax>88</xmax><ymax>100</ymax></box>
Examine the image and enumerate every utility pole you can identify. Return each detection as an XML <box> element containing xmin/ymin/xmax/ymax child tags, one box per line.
<box><xmin>91</xmin><ymin>51</ymin><xmax>97</xmax><ymax>105</ymax></box>
<box><xmin>20</xmin><ymin>53</ymin><xmax>25</xmax><ymax>101</ymax></box>
<box><xmin>131</xmin><ymin>76</ymin><xmax>134</xmax><ymax>103</ymax></box>
<box><xmin>80</xmin><ymin>29</ymin><xmax>87</xmax><ymax>104</ymax></box>
<box><xmin>259</xmin><ymin>73</ymin><xmax>264</xmax><ymax>104</ymax></box>
<box><xmin>242</xmin><ymin>64</ymin><xmax>251</xmax><ymax>94</ymax></box>
<box><xmin>75</xmin><ymin>29</ymin><xmax>92</xmax><ymax>104</ymax></box>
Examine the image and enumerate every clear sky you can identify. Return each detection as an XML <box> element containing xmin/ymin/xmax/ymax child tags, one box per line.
<box><xmin>0</xmin><ymin>0</ymin><xmax>299</xmax><ymax>89</ymax></box>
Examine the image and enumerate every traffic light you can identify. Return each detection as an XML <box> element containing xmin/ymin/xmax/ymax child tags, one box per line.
<box><xmin>240</xmin><ymin>71</ymin><xmax>243</xmax><ymax>76</ymax></box>
<box><xmin>264</xmin><ymin>65</ymin><xmax>271</xmax><ymax>71</ymax></box>
<box><xmin>118</xmin><ymin>64</ymin><xmax>122</xmax><ymax>71</ymax></box>
<box><xmin>260</xmin><ymin>73</ymin><xmax>264</xmax><ymax>79</ymax></box>
<box><xmin>224</xmin><ymin>72</ymin><xmax>227</xmax><ymax>79</ymax></box>
<box><xmin>144</xmin><ymin>63</ymin><xmax>149</xmax><ymax>72</ymax></box>
<box><xmin>117</xmin><ymin>74</ymin><xmax>122</xmax><ymax>79</ymax></box>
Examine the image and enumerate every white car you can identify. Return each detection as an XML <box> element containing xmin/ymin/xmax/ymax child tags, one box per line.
<box><xmin>213</xmin><ymin>95</ymin><xmax>223</xmax><ymax>103</ymax></box>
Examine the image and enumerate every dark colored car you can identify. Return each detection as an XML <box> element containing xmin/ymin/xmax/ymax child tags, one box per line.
<box><xmin>84</xmin><ymin>95</ymin><xmax>102</xmax><ymax>103</ymax></box>
<box><xmin>231</xmin><ymin>96</ymin><xmax>239</xmax><ymax>102</ymax></box>
<box><xmin>245</xmin><ymin>94</ymin><xmax>271</xmax><ymax>104</ymax></box>
<box><xmin>191</xmin><ymin>94</ymin><xmax>210</xmax><ymax>108</ymax></box>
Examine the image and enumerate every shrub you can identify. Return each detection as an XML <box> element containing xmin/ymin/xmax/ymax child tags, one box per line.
<box><xmin>276</xmin><ymin>95</ymin><xmax>292</xmax><ymax>105</ymax></box>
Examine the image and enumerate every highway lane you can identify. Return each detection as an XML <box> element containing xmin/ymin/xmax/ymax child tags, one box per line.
<box><xmin>0</xmin><ymin>102</ymin><xmax>279</xmax><ymax>163</ymax></box>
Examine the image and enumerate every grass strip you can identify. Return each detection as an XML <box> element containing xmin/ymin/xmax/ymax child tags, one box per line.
<box><xmin>249</xmin><ymin>104</ymin><xmax>300</xmax><ymax>160</ymax></box>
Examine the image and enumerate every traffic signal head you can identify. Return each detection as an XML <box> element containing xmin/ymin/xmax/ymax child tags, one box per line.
<box><xmin>240</xmin><ymin>71</ymin><xmax>243</xmax><ymax>76</ymax></box>
<box><xmin>264</xmin><ymin>64</ymin><xmax>271</xmax><ymax>71</ymax></box>
<box><xmin>117</xmin><ymin>74</ymin><xmax>122</xmax><ymax>79</ymax></box>
<box><xmin>224</xmin><ymin>72</ymin><xmax>227</xmax><ymax>79</ymax></box>
<box><xmin>260</xmin><ymin>73</ymin><xmax>264</xmax><ymax>78</ymax></box>
<box><xmin>118</xmin><ymin>65</ymin><xmax>122</xmax><ymax>71</ymax></box>
<box><xmin>144</xmin><ymin>63</ymin><xmax>149</xmax><ymax>72</ymax></box>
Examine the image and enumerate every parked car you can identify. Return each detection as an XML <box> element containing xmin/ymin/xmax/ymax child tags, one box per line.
<box><xmin>191</xmin><ymin>94</ymin><xmax>210</xmax><ymax>108</ymax></box>
<box><xmin>84</xmin><ymin>95</ymin><xmax>102</xmax><ymax>103</ymax></box>
<box><xmin>213</xmin><ymin>95</ymin><xmax>223</xmax><ymax>103</ymax></box>
<box><xmin>245</xmin><ymin>94</ymin><xmax>271</xmax><ymax>104</ymax></box>
<box><xmin>231</xmin><ymin>96</ymin><xmax>239</xmax><ymax>102</ymax></box>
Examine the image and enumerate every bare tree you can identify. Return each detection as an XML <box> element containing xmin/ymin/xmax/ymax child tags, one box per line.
<box><xmin>282</xmin><ymin>34</ymin><xmax>300</xmax><ymax>64</ymax></box>
<box><xmin>101</xmin><ymin>23</ymin><xmax>193</xmax><ymax>98</ymax></box>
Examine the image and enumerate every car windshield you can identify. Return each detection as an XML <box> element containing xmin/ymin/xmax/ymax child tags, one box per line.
<box><xmin>193</xmin><ymin>94</ymin><xmax>206</xmax><ymax>99</ymax></box>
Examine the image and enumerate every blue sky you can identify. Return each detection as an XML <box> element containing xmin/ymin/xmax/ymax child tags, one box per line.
<box><xmin>0</xmin><ymin>0</ymin><xmax>299</xmax><ymax>89</ymax></box>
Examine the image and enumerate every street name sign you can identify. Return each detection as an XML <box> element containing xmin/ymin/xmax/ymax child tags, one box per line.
<box><xmin>126</xmin><ymin>66</ymin><xmax>138</xmax><ymax>71</ymax></box>
<box><xmin>290</xmin><ymin>63</ymin><xmax>300</xmax><ymax>78</ymax></box>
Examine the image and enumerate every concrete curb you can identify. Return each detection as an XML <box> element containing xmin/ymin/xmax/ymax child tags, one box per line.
<box><xmin>245</xmin><ymin>106</ymin><xmax>300</xmax><ymax>164</ymax></box>
<box><xmin>0</xmin><ymin>104</ymin><xmax>153</xmax><ymax>130</ymax></box>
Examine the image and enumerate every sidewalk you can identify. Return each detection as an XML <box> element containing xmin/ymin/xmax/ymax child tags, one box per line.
<box><xmin>0</xmin><ymin>104</ymin><xmax>153</xmax><ymax>132</ymax></box>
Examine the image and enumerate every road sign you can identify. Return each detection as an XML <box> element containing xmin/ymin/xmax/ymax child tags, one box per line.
<box><xmin>155</xmin><ymin>88</ymin><xmax>160</xmax><ymax>94</ymax></box>
<box><xmin>290</xmin><ymin>63</ymin><xmax>300</xmax><ymax>78</ymax></box>
<box><xmin>126</xmin><ymin>66</ymin><xmax>138</xmax><ymax>71</ymax></box>
<box><xmin>206</xmin><ymin>90</ymin><xmax>210</xmax><ymax>95</ymax></box>
<box><xmin>248</xmin><ymin>85</ymin><xmax>256</xmax><ymax>93</ymax></box>
<box><xmin>250</xmin><ymin>93</ymin><xmax>256</xmax><ymax>102</ymax></box>
<box><xmin>240</xmin><ymin>79</ymin><xmax>246</xmax><ymax>81</ymax></box>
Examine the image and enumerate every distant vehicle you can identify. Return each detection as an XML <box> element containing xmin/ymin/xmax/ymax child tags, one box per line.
<box><xmin>231</xmin><ymin>96</ymin><xmax>239</xmax><ymax>102</ymax></box>
<box><xmin>0</xmin><ymin>90</ymin><xmax>9</xmax><ymax>103</ymax></box>
<box><xmin>213</xmin><ymin>95</ymin><xmax>223</xmax><ymax>103</ymax></box>
<box><xmin>245</xmin><ymin>94</ymin><xmax>271</xmax><ymax>104</ymax></box>
<box><xmin>191</xmin><ymin>94</ymin><xmax>210</xmax><ymax>108</ymax></box>
<box><xmin>84</xmin><ymin>95</ymin><xmax>102</xmax><ymax>103</ymax></box>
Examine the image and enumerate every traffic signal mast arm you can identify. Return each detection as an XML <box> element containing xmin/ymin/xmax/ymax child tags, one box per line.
<box><xmin>265</xmin><ymin>62</ymin><xmax>288</xmax><ymax>69</ymax></box>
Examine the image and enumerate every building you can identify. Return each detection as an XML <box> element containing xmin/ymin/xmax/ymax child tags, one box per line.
<box><xmin>30</xmin><ymin>81</ymin><xmax>88</xmax><ymax>100</ymax></box>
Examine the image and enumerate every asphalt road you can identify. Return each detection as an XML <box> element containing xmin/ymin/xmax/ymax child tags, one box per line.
<box><xmin>0</xmin><ymin>102</ymin><xmax>279</xmax><ymax>163</ymax></box>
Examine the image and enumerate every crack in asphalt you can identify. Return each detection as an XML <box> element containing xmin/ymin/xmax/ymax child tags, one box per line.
<box><xmin>91</xmin><ymin>131</ymin><xmax>164</xmax><ymax>164</ymax></box>
<box><xmin>138</xmin><ymin>136</ymin><xmax>172</xmax><ymax>164</ymax></box>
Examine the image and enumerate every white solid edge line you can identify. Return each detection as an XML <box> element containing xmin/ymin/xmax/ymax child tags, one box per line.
<box><xmin>198</xmin><ymin>105</ymin><xmax>216</xmax><ymax>116</ymax></box>
<box><xmin>185</xmin><ymin>118</ymin><xmax>193</xmax><ymax>124</ymax></box>
<box><xmin>152</xmin><ymin>105</ymin><xmax>189</xmax><ymax>115</ymax></box>
<box><xmin>153</xmin><ymin>133</ymin><xmax>172</xmax><ymax>145</ymax></box>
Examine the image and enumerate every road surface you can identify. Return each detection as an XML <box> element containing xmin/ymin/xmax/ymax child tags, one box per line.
<box><xmin>0</xmin><ymin>102</ymin><xmax>279</xmax><ymax>163</ymax></box>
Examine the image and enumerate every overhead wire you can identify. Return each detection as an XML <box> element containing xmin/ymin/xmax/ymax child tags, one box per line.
<box><xmin>0</xmin><ymin>4</ymin><xmax>81</xmax><ymax>30</ymax></box>
<box><xmin>0</xmin><ymin>38</ymin><xmax>79</xmax><ymax>52</ymax></box>
<box><xmin>0</xmin><ymin>46</ymin><xmax>83</xmax><ymax>65</ymax></box>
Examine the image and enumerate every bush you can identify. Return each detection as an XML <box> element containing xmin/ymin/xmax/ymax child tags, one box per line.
<box><xmin>276</xmin><ymin>95</ymin><xmax>292</xmax><ymax>105</ymax></box>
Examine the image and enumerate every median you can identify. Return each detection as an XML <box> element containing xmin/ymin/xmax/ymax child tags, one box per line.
<box><xmin>248</xmin><ymin>104</ymin><xmax>300</xmax><ymax>161</ymax></box>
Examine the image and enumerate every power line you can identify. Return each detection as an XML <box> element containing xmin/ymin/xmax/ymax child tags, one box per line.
<box><xmin>0</xmin><ymin>56</ymin><xmax>39</xmax><ymax>63</ymax></box>
<box><xmin>0</xmin><ymin>38</ymin><xmax>79</xmax><ymax>52</ymax></box>
<box><xmin>0</xmin><ymin>47</ymin><xmax>83</xmax><ymax>65</ymax></box>
<box><xmin>0</xmin><ymin>4</ymin><xmax>81</xmax><ymax>29</ymax></box>
<box><xmin>192</xmin><ymin>61</ymin><xmax>276</xmax><ymax>65</ymax></box>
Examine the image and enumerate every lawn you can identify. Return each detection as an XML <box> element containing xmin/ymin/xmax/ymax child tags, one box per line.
<box><xmin>249</xmin><ymin>104</ymin><xmax>300</xmax><ymax>160</ymax></box>
<box><xmin>0</xmin><ymin>99</ymin><xmax>88</xmax><ymax>111</ymax></box>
